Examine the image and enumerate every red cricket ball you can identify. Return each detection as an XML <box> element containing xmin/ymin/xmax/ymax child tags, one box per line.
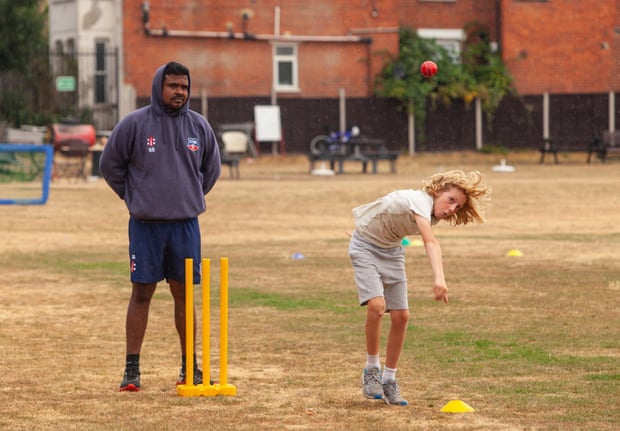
<box><xmin>420</xmin><ymin>60</ymin><xmax>438</xmax><ymax>78</ymax></box>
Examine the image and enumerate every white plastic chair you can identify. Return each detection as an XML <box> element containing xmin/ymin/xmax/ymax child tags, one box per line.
<box><xmin>221</xmin><ymin>131</ymin><xmax>249</xmax><ymax>155</ymax></box>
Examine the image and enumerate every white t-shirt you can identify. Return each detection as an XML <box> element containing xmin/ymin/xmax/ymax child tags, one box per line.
<box><xmin>352</xmin><ymin>189</ymin><xmax>436</xmax><ymax>248</ymax></box>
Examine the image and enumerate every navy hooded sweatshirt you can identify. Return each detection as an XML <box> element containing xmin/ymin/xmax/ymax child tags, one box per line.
<box><xmin>99</xmin><ymin>64</ymin><xmax>221</xmax><ymax>221</ymax></box>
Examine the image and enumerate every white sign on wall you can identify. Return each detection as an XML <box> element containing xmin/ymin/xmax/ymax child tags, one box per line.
<box><xmin>254</xmin><ymin>105</ymin><xmax>281</xmax><ymax>142</ymax></box>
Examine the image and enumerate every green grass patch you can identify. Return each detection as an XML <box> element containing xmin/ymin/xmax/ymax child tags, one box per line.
<box><xmin>231</xmin><ymin>287</ymin><xmax>351</xmax><ymax>312</ymax></box>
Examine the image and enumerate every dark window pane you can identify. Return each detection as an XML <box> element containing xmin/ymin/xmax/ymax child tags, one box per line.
<box><xmin>278</xmin><ymin>62</ymin><xmax>293</xmax><ymax>85</ymax></box>
<box><xmin>96</xmin><ymin>43</ymin><xmax>105</xmax><ymax>71</ymax></box>
<box><xmin>95</xmin><ymin>75</ymin><xmax>106</xmax><ymax>103</ymax></box>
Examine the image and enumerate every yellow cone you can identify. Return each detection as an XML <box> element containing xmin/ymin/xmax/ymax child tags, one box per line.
<box><xmin>441</xmin><ymin>399</ymin><xmax>476</xmax><ymax>413</ymax></box>
<box><xmin>506</xmin><ymin>249</ymin><xmax>523</xmax><ymax>257</ymax></box>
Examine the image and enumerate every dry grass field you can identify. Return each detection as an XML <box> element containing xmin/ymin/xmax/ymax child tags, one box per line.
<box><xmin>1</xmin><ymin>151</ymin><xmax>619</xmax><ymax>430</ymax></box>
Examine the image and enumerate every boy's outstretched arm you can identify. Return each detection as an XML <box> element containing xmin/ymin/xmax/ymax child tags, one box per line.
<box><xmin>414</xmin><ymin>214</ymin><xmax>449</xmax><ymax>304</ymax></box>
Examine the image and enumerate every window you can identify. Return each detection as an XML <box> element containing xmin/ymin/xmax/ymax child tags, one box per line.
<box><xmin>417</xmin><ymin>28</ymin><xmax>465</xmax><ymax>63</ymax></box>
<box><xmin>66</xmin><ymin>38</ymin><xmax>75</xmax><ymax>55</ymax></box>
<box><xmin>273</xmin><ymin>44</ymin><xmax>298</xmax><ymax>92</ymax></box>
<box><xmin>94</xmin><ymin>41</ymin><xmax>107</xmax><ymax>104</ymax></box>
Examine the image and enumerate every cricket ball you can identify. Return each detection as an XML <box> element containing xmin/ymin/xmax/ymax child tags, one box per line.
<box><xmin>420</xmin><ymin>60</ymin><xmax>438</xmax><ymax>78</ymax></box>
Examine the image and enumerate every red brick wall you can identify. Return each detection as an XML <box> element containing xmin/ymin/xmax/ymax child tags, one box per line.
<box><xmin>122</xmin><ymin>1</ymin><xmax>620</xmax><ymax>100</ymax></box>
<box><xmin>122</xmin><ymin>0</ymin><xmax>399</xmax><ymax>99</ymax></box>
<box><xmin>401</xmin><ymin>0</ymin><xmax>498</xmax><ymax>39</ymax></box>
<box><xmin>501</xmin><ymin>0</ymin><xmax>620</xmax><ymax>95</ymax></box>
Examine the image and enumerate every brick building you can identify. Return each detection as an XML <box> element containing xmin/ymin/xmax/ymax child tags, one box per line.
<box><xmin>500</xmin><ymin>0</ymin><xmax>620</xmax><ymax>95</ymax></box>
<box><xmin>48</xmin><ymin>0</ymin><xmax>620</xmax><ymax>152</ymax></box>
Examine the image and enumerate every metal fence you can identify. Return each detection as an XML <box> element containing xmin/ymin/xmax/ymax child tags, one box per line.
<box><xmin>0</xmin><ymin>49</ymin><xmax>119</xmax><ymax>132</ymax></box>
<box><xmin>177</xmin><ymin>93</ymin><xmax>618</xmax><ymax>154</ymax></box>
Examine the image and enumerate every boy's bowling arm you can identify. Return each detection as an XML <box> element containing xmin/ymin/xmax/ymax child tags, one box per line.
<box><xmin>414</xmin><ymin>214</ymin><xmax>449</xmax><ymax>304</ymax></box>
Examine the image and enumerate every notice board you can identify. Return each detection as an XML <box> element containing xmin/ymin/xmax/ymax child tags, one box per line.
<box><xmin>254</xmin><ymin>105</ymin><xmax>281</xmax><ymax>142</ymax></box>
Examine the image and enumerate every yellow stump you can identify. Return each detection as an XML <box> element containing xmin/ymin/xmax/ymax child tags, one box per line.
<box><xmin>177</xmin><ymin>257</ymin><xmax>237</xmax><ymax>397</ymax></box>
<box><xmin>184</xmin><ymin>258</ymin><xmax>194</xmax><ymax>389</ymax></box>
<box><xmin>202</xmin><ymin>258</ymin><xmax>210</xmax><ymax>388</ymax></box>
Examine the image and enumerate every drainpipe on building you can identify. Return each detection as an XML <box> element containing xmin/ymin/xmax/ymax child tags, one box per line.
<box><xmin>144</xmin><ymin>26</ymin><xmax>373</xmax><ymax>44</ymax></box>
<box><xmin>140</xmin><ymin>2</ymin><xmax>372</xmax><ymax>44</ymax></box>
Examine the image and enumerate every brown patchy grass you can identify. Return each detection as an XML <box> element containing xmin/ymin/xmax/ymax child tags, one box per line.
<box><xmin>1</xmin><ymin>151</ymin><xmax>619</xmax><ymax>430</ymax></box>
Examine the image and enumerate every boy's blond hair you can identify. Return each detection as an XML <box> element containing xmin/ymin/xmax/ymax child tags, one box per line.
<box><xmin>422</xmin><ymin>170</ymin><xmax>491</xmax><ymax>226</ymax></box>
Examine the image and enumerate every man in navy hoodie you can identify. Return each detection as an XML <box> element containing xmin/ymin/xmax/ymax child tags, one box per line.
<box><xmin>100</xmin><ymin>61</ymin><xmax>221</xmax><ymax>391</ymax></box>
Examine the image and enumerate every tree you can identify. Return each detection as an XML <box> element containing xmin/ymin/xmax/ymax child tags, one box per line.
<box><xmin>375</xmin><ymin>26</ymin><xmax>515</xmax><ymax>152</ymax></box>
<box><xmin>460</xmin><ymin>23</ymin><xmax>515</xmax><ymax>124</ymax></box>
<box><xmin>374</xmin><ymin>28</ymin><xmax>453</xmax><ymax>148</ymax></box>
<box><xmin>0</xmin><ymin>1</ymin><xmax>48</xmax><ymax>73</ymax></box>
<box><xmin>0</xmin><ymin>1</ymin><xmax>52</xmax><ymax>127</ymax></box>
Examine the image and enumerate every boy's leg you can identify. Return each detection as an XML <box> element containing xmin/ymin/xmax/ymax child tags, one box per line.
<box><xmin>382</xmin><ymin>309</ymin><xmax>409</xmax><ymax>406</ymax></box>
<box><xmin>384</xmin><ymin>309</ymin><xmax>409</xmax><ymax>369</ymax></box>
<box><xmin>365</xmin><ymin>297</ymin><xmax>386</xmax><ymax>356</ymax></box>
<box><xmin>362</xmin><ymin>297</ymin><xmax>386</xmax><ymax>399</ymax></box>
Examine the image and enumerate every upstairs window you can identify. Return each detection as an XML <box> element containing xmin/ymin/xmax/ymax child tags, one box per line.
<box><xmin>417</xmin><ymin>28</ymin><xmax>465</xmax><ymax>63</ymax></box>
<box><xmin>273</xmin><ymin>44</ymin><xmax>299</xmax><ymax>92</ymax></box>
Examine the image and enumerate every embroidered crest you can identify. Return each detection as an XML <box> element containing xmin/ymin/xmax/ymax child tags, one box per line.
<box><xmin>186</xmin><ymin>137</ymin><xmax>200</xmax><ymax>152</ymax></box>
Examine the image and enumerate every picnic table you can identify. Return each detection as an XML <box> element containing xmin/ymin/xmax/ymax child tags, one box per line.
<box><xmin>308</xmin><ymin>135</ymin><xmax>399</xmax><ymax>174</ymax></box>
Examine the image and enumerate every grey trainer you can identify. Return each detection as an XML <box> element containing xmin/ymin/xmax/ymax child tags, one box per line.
<box><xmin>382</xmin><ymin>380</ymin><xmax>408</xmax><ymax>406</ymax></box>
<box><xmin>361</xmin><ymin>367</ymin><xmax>384</xmax><ymax>399</ymax></box>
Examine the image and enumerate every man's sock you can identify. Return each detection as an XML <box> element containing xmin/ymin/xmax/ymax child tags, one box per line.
<box><xmin>181</xmin><ymin>354</ymin><xmax>199</xmax><ymax>369</ymax></box>
<box><xmin>126</xmin><ymin>354</ymin><xmax>140</xmax><ymax>370</ymax></box>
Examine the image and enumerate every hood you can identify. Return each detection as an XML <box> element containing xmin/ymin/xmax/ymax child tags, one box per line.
<box><xmin>150</xmin><ymin>63</ymin><xmax>191</xmax><ymax>116</ymax></box>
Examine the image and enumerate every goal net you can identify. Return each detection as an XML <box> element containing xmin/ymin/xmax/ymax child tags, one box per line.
<box><xmin>0</xmin><ymin>144</ymin><xmax>53</xmax><ymax>205</ymax></box>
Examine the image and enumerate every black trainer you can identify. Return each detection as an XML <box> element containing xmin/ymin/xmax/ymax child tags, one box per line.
<box><xmin>176</xmin><ymin>366</ymin><xmax>203</xmax><ymax>385</ymax></box>
<box><xmin>119</xmin><ymin>367</ymin><xmax>141</xmax><ymax>392</ymax></box>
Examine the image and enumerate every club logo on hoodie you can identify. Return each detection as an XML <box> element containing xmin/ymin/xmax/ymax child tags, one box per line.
<box><xmin>146</xmin><ymin>136</ymin><xmax>156</xmax><ymax>153</ymax></box>
<box><xmin>186</xmin><ymin>137</ymin><xmax>200</xmax><ymax>152</ymax></box>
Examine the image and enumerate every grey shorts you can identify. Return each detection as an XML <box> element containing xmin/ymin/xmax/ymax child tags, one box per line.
<box><xmin>348</xmin><ymin>231</ymin><xmax>408</xmax><ymax>311</ymax></box>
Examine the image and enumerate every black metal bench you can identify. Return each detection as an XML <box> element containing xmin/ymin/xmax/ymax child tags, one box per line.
<box><xmin>597</xmin><ymin>131</ymin><xmax>620</xmax><ymax>162</ymax></box>
<box><xmin>362</xmin><ymin>149</ymin><xmax>399</xmax><ymax>174</ymax></box>
<box><xmin>539</xmin><ymin>136</ymin><xmax>605</xmax><ymax>164</ymax></box>
<box><xmin>307</xmin><ymin>136</ymin><xmax>398</xmax><ymax>174</ymax></box>
<box><xmin>220</xmin><ymin>153</ymin><xmax>240</xmax><ymax>179</ymax></box>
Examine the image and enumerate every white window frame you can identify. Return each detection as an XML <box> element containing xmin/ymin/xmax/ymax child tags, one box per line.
<box><xmin>272</xmin><ymin>43</ymin><xmax>299</xmax><ymax>92</ymax></box>
<box><xmin>417</xmin><ymin>28</ymin><xmax>465</xmax><ymax>63</ymax></box>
